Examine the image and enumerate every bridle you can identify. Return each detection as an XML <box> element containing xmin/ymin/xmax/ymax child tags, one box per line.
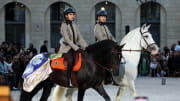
<box><xmin>114</xmin><ymin>28</ymin><xmax>155</xmax><ymax>53</ymax></box>
<box><xmin>139</xmin><ymin>28</ymin><xmax>155</xmax><ymax>51</ymax></box>
<box><xmin>111</xmin><ymin>28</ymin><xmax>156</xmax><ymax>64</ymax></box>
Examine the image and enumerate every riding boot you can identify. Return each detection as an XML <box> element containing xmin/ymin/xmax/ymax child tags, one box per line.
<box><xmin>67</xmin><ymin>66</ymin><xmax>73</xmax><ymax>87</ymax></box>
<box><xmin>64</xmin><ymin>49</ymin><xmax>74</xmax><ymax>87</ymax></box>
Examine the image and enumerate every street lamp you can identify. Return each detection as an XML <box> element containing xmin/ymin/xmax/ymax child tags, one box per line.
<box><xmin>105</xmin><ymin>0</ymin><xmax>110</xmax><ymax>5</ymax></box>
<box><xmin>100</xmin><ymin>0</ymin><xmax>110</xmax><ymax>12</ymax></box>
<box><xmin>12</xmin><ymin>0</ymin><xmax>24</xmax><ymax>7</ymax></box>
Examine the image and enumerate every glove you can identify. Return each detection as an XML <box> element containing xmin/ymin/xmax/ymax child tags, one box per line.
<box><xmin>76</xmin><ymin>48</ymin><xmax>83</xmax><ymax>53</ymax></box>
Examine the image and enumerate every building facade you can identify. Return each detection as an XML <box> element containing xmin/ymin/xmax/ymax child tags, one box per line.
<box><xmin>0</xmin><ymin>0</ymin><xmax>180</xmax><ymax>52</ymax></box>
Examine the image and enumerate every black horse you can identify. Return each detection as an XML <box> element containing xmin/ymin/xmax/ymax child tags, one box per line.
<box><xmin>20</xmin><ymin>40</ymin><xmax>124</xmax><ymax>101</ymax></box>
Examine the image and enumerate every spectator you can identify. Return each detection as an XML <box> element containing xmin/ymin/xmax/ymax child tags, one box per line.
<box><xmin>12</xmin><ymin>55</ymin><xmax>21</xmax><ymax>88</ymax></box>
<box><xmin>173</xmin><ymin>41</ymin><xmax>180</xmax><ymax>76</ymax></box>
<box><xmin>4</xmin><ymin>55</ymin><xmax>13</xmax><ymax>73</ymax></box>
<box><xmin>150</xmin><ymin>55</ymin><xmax>161</xmax><ymax>77</ymax></box>
<box><xmin>26</xmin><ymin>43</ymin><xmax>37</xmax><ymax>58</ymax></box>
<box><xmin>171</xmin><ymin>43</ymin><xmax>176</xmax><ymax>52</ymax></box>
<box><xmin>0</xmin><ymin>52</ymin><xmax>8</xmax><ymax>84</ymax></box>
<box><xmin>174</xmin><ymin>41</ymin><xmax>180</xmax><ymax>52</ymax></box>
<box><xmin>6</xmin><ymin>43</ymin><xmax>18</xmax><ymax>57</ymax></box>
<box><xmin>4</xmin><ymin>55</ymin><xmax>17</xmax><ymax>89</ymax></box>
<box><xmin>40</xmin><ymin>40</ymin><xmax>48</xmax><ymax>53</ymax></box>
<box><xmin>19</xmin><ymin>44</ymin><xmax>25</xmax><ymax>55</ymax></box>
<box><xmin>163</xmin><ymin>46</ymin><xmax>170</xmax><ymax>57</ymax></box>
<box><xmin>0</xmin><ymin>42</ymin><xmax>9</xmax><ymax>55</ymax></box>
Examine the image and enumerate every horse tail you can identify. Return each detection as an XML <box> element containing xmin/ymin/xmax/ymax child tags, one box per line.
<box><xmin>52</xmin><ymin>85</ymin><xmax>66</xmax><ymax>101</ymax></box>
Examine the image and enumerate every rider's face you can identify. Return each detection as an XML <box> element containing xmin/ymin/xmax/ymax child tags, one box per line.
<box><xmin>65</xmin><ymin>13</ymin><xmax>75</xmax><ymax>21</ymax></box>
<box><xmin>98</xmin><ymin>16</ymin><xmax>106</xmax><ymax>23</ymax></box>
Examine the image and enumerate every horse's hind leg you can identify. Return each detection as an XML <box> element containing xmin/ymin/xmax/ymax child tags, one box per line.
<box><xmin>20</xmin><ymin>80</ymin><xmax>47</xmax><ymax>101</ymax></box>
<box><xmin>40</xmin><ymin>82</ymin><xmax>54</xmax><ymax>101</ymax></box>
<box><xmin>115</xmin><ymin>86</ymin><xmax>126</xmax><ymax>101</ymax></box>
<box><xmin>128</xmin><ymin>80</ymin><xmax>136</xmax><ymax>98</ymax></box>
<box><xmin>65</xmin><ymin>88</ymin><xmax>77</xmax><ymax>101</ymax></box>
<box><xmin>93</xmin><ymin>84</ymin><xmax>111</xmax><ymax>101</ymax></box>
<box><xmin>20</xmin><ymin>84</ymin><xmax>43</xmax><ymax>101</ymax></box>
<box><xmin>52</xmin><ymin>85</ymin><xmax>66</xmax><ymax>101</ymax></box>
<box><xmin>19</xmin><ymin>90</ymin><xmax>34</xmax><ymax>101</ymax></box>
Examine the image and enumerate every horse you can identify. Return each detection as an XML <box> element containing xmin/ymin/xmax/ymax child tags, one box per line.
<box><xmin>51</xmin><ymin>24</ymin><xmax>159</xmax><ymax>101</ymax></box>
<box><xmin>19</xmin><ymin>40</ymin><xmax>124</xmax><ymax>101</ymax></box>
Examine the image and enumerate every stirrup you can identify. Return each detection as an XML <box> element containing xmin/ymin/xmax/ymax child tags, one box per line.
<box><xmin>68</xmin><ymin>80</ymin><xmax>73</xmax><ymax>87</ymax></box>
<box><xmin>70</xmin><ymin>80</ymin><xmax>73</xmax><ymax>86</ymax></box>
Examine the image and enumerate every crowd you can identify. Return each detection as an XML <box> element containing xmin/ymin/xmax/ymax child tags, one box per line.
<box><xmin>0</xmin><ymin>40</ymin><xmax>49</xmax><ymax>90</ymax></box>
<box><xmin>150</xmin><ymin>41</ymin><xmax>180</xmax><ymax>77</ymax></box>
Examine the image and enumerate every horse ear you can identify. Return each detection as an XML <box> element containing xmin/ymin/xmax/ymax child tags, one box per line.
<box><xmin>141</xmin><ymin>24</ymin><xmax>147</xmax><ymax>30</ymax></box>
<box><xmin>146</xmin><ymin>24</ymin><xmax>151</xmax><ymax>30</ymax></box>
<box><xmin>119</xmin><ymin>44</ymin><xmax>125</xmax><ymax>49</ymax></box>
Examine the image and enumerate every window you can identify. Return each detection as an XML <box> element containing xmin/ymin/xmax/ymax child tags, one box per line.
<box><xmin>141</xmin><ymin>2</ymin><xmax>160</xmax><ymax>46</ymax></box>
<box><xmin>5</xmin><ymin>2</ymin><xmax>25</xmax><ymax>46</ymax></box>
<box><xmin>50</xmin><ymin>2</ymin><xmax>72</xmax><ymax>48</ymax></box>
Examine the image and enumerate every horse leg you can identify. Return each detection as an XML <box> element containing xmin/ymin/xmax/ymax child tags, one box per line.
<box><xmin>93</xmin><ymin>84</ymin><xmax>111</xmax><ymax>101</ymax></box>
<box><xmin>115</xmin><ymin>86</ymin><xmax>126</xmax><ymax>101</ymax></box>
<box><xmin>52</xmin><ymin>85</ymin><xmax>66</xmax><ymax>101</ymax></box>
<box><xmin>20</xmin><ymin>80</ymin><xmax>47</xmax><ymax>101</ymax></box>
<box><xmin>19</xmin><ymin>90</ymin><xmax>34</xmax><ymax>101</ymax></box>
<box><xmin>39</xmin><ymin>82</ymin><xmax>54</xmax><ymax>101</ymax></box>
<box><xmin>128</xmin><ymin>80</ymin><xmax>136</xmax><ymax>98</ymax></box>
<box><xmin>77</xmin><ymin>88</ymin><xmax>86</xmax><ymax>101</ymax></box>
<box><xmin>65</xmin><ymin>88</ymin><xmax>77</xmax><ymax>101</ymax></box>
<box><xmin>20</xmin><ymin>85</ymin><xmax>43</xmax><ymax>101</ymax></box>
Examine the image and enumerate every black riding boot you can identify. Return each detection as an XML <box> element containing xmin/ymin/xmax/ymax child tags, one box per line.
<box><xmin>64</xmin><ymin>49</ymin><xmax>74</xmax><ymax>87</ymax></box>
<box><xmin>67</xmin><ymin>64</ymin><xmax>73</xmax><ymax>87</ymax></box>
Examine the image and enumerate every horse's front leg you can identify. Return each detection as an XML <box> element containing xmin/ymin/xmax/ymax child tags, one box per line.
<box><xmin>40</xmin><ymin>82</ymin><xmax>54</xmax><ymax>101</ymax></box>
<box><xmin>78</xmin><ymin>88</ymin><xmax>86</xmax><ymax>101</ymax></box>
<box><xmin>128</xmin><ymin>80</ymin><xmax>136</xmax><ymax>98</ymax></box>
<box><xmin>93</xmin><ymin>84</ymin><xmax>111</xmax><ymax>101</ymax></box>
<box><xmin>66</xmin><ymin>88</ymin><xmax>78</xmax><ymax>101</ymax></box>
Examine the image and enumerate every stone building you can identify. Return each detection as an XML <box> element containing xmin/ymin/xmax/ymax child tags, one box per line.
<box><xmin>0</xmin><ymin>0</ymin><xmax>180</xmax><ymax>52</ymax></box>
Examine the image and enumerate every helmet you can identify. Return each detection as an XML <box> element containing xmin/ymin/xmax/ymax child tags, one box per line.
<box><xmin>63</xmin><ymin>7</ymin><xmax>76</xmax><ymax>16</ymax></box>
<box><xmin>97</xmin><ymin>9</ymin><xmax>107</xmax><ymax>17</ymax></box>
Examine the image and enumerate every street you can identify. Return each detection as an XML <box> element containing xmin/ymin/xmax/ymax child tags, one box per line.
<box><xmin>11</xmin><ymin>77</ymin><xmax>180</xmax><ymax>101</ymax></box>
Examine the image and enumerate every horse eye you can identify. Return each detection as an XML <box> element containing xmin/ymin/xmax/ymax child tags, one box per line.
<box><xmin>144</xmin><ymin>35</ymin><xmax>149</xmax><ymax>38</ymax></box>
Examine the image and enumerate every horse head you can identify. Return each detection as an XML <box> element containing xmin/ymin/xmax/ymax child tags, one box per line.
<box><xmin>139</xmin><ymin>24</ymin><xmax>159</xmax><ymax>55</ymax></box>
<box><xmin>86</xmin><ymin>40</ymin><xmax>125</xmax><ymax>76</ymax></box>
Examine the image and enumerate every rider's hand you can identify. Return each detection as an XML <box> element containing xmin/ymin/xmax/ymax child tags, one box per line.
<box><xmin>76</xmin><ymin>48</ymin><xmax>83</xmax><ymax>53</ymax></box>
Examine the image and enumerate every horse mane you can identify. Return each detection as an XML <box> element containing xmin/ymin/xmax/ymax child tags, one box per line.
<box><xmin>120</xmin><ymin>27</ymin><xmax>140</xmax><ymax>45</ymax></box>
<box><xmin>85</xmin><ymin>40</ymin><xmax>116</xmax><ymax>53</ymax></box>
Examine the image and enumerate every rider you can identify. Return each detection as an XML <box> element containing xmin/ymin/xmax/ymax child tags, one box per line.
<box><xmin>94</xmin><ymin>8</ymin><xmax>116</xmax><ymax>42</ymax></box>
<box><xmin>58</xmin><ymin>7</ymin><xmax>87</xmax><ymax>87</ymax></box>
<box><xmin>94</xmin><ymin>8</ymin><xmax>117</xmax><ymax>85</ymax></box>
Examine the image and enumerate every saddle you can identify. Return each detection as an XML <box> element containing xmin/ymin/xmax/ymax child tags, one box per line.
<box><xmin>51</xmin><ymin>52</ymin><xmax>82</xmax><ymax>71</ymax></box>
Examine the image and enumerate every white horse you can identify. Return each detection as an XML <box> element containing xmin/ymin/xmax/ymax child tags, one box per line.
<box><xmin>52</xmin><ymin>24</ymin><xmax>159</xmax><ymax>101</ymax></box>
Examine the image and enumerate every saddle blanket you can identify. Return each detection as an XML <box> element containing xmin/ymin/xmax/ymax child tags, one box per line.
<box><xmin>51</xmin><ymin>53</ymin><xmax>82</xmax><ymax>71</ymax></box>
<box><xmin>22</xmin><ymin>53</ymin><xmax>48</xmax><ymax>78</ymax></box>
<box><xmin>23</xmin><ymin>59</ymin><xmax>52</xmax><ymax>92</ymax></box>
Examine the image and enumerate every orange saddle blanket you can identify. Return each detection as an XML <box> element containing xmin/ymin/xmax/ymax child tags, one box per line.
<box><xmin>51</xmin><ymin>53</ymin><xmax>82</xmax><ymax>71</ymax></box>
